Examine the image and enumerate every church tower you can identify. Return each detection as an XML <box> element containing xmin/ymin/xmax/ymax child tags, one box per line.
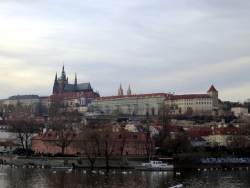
<box><xmin>52</xmin><ymin>72</ymin><xmax>59</xmax><ymax>94</ymax></box>
<box><xmin>52</xmin><ymin>65</ymin><xmax>68</xmax><ymax>94</ymax></box>
<box><xmin>207</xmin><ymin>85</ymin><xmax>218</xmax><ymax>109</ymax></box>
<box><xmin>118</xmin><ymin>83</ymin><xmax>123</xmax><ymax>96</ymax></box>
<box><xmin>127</xmin><ymin>84</ymin><xmax>131</xmax><ymax>95</ymax></box>
<box><xmin>58</xmin><ymin>65</ymin><xmax>68</xmax><ymax>94</ymax></box>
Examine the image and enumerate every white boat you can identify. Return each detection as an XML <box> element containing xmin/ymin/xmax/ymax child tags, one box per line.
<box><xmin>51</xmin><ymin>166</ymin><xmax>73</xmax><ymax>169</ymax></box>
<box><xmin>169</xmin><ymin>184</ymin><xmax>183</xmax><ymax>188</ymax></box>
<box><xmin>134</xmin><ymin>161</ymin><xmax>173</xmax><ymax>171</ymax></box>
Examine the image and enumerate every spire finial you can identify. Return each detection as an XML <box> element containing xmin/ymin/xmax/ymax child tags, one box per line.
<box><xmin>60</xmin><ymin>63</ymin><xmax>66</xmax><ymax>80</ymax></box>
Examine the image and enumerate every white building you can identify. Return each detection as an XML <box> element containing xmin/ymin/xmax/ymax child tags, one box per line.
<box><xmin>89</xmin><ymin>84</ymin><xmax>170</xmax><ymax>116</ymax></box>
<box><xmin>231</xmin><ymin>104</ymin><xmax>248</xmax><ymax>117</ymax></box>
<box><xmin>165</xmin><ymin>85</ymin><xmax>219</xmax><ymax>115</ymax></box>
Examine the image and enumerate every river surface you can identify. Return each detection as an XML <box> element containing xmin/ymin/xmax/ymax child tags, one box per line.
<box><xmin>0</xmin><ymin>165</ymin><xmax>250</xmax><ymax>188</ymax></box>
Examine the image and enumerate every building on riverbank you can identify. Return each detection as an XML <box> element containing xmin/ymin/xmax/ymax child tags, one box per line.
<box><xmin>31</xmin><ymin>129</ymin><xmax>155</xmax><ymax>156</ymax></box>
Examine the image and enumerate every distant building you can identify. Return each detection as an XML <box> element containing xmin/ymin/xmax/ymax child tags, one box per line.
<box><xmin>208</xmin><ymin>126</ymin><xmax>246</xmax><ymax>146</ymax></box>
<box><xmin>47</xmin><ymin>91</ymin><xmax>98</xmax><ymax>113</ymax></box>
<box><xmin>0</xmin><ymin>120</ymin><xmax>11</xmax><ymax>132</ymax></box>
<box><xmin>165</xmin><ymin>85</ymin><xmax>220</xmax><ymax>115</ymax></box>
<box><xmin>90</xmin><ymin>84</ymin><xmax>169</xmax><ymax>116</ymax></box>
<box><xmin>52</xmin><ymin>65</ymin><xmax>99</xmax><ymax>96</ymax></box>
<box><xmin>31</xmin><ymin>130</ymin><xmax>154</xmax><ymax>155</ymax></box>
<box><xmin>231</xmin><ymin>104</ymin><xmax>248</xmax><ymax>117</ymax></box>
<box><xmin>186</xmin><ymin>126</ymin><xmax>212</xmax><ymax>143</ymax></box>
<box><xmin>3</xmin><ymin>94</ymin><xmax>40</xmax><ymax>107</ymax></box>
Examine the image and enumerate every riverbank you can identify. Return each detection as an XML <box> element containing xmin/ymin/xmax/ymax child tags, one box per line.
<box><xmin>1</xmin><ymin>154</ymin><xmax>250</xmax><ymax>170</ymax></box>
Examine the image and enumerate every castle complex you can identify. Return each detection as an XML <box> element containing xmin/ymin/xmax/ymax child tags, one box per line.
<box><xmin>52</xmin><ymin>65</ymin><xmax>97</xmax><ymax>95</ymax></box>
<box><xmin>91</xmin><ymin>84</ymin><xmax>221</xmax><ymax>116</ymax></box>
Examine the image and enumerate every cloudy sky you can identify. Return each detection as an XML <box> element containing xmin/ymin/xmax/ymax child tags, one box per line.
<box><xmin>1</xmin><ymin>0</ymin><xmax>250</xmax><ymax>102</ymax></box>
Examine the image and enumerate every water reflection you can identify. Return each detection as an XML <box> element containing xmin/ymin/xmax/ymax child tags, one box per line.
<box><xmin>1</xmin><ymin>165</ymin><xmax>250</xmax><ymax>188</ymax></box>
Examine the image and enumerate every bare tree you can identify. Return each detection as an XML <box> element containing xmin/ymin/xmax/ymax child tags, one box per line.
<box><xmin>141</xmin><ymin>124</ymin><xmax>155</xmax><ymax>161</ymax></box>
<box><xmin>226</xmin><ymin>135</ymin><xmax>249</xmax><ymax>157</ymax></box>
<box><xmin>99</xmin><ymin>127</ymin><xmax>116</xmax><ymax>168</ymax></box>
<box><xmin>9</xmin><ymin>117</ymin><xmax>40</xmax><ymax>156</ymax></box>
<box><xmin>116</xmin><ymin>129</ymin><xmax>128</xmax><ymax>155</ymax></box>
<box><xmin>158</xmin><ymin>103</ymin><xmax>171</xmax><ymax>148</ymax></box>
<box><xmin>48</xmin><ymin>119</ymin><xmax>76</xmax><ymax>154</ymax></box>
<box><xmin>163</xmin><ymin>133</ymin><xmax>191</xmax><ymax>156</ymax></box>
<box><xmin>74</xmin><ymin>129</ymin><xmax>100</xmax><ymax>168</ymax></box>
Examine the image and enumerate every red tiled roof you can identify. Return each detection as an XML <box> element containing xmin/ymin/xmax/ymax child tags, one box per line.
<box><xmin>207</xmin><ymin>85</ymin><xmax>218</xmax><ymax>92</ymax></box>
<box><xmin>166</xmin><ymin>94</ymin><xmax>212</xmax><ymax>100</ymax></box>
<box><xmin>0</xmin><ymin>141</ymin><xmax>21</xmax><ymax>146</ymax></box>
<box><xmin>218</xmin><ymin>99</ymin><xmax>224</xmax><ymax>104</ymax></box>
<box><xmin>49</xmin><ymin>92</ymin><xmax>95</xmax><ymax>100</ymax></box>
<box><xmin>212</xmin><ymin>127</ymin><xmax>246</xmax><ymax>135</ymax></box>
<box><xmin>94</xmin><ymin>93</ymin><xmax>169</xmax><ymax>101</ymax></box>
<box><xmin>188</xmin><ymin>134</ymin><xmax>206</xmax><ymax>141</ymax></box>
<box><xmin>0</xmin><ymin>120</ymin><xmax>9</xmax><ymax>125</ymax></box>
<box><xmin>187</xmin><ymin>126</ymin><xmax>212</xmax><ymax>132</ymax></box>
<box><xmin>186</xmin><ymin>126</ymin><xmax>212</xmax><ymax>136</ymax></box>
<box><xmin>34</xmin><ymin>116</ymin><xmax>44</xmax><ymax>120</ymax></box>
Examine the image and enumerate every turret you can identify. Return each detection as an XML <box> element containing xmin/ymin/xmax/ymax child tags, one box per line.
<box><xmin>118</xmin><ymin>83</ymin><xmax>123</xmax><ymax>96</ymax></box>
<box><xmin>207</xmin><ymin>85</ymin><xmax>218</xmax><ymax>109</ymax></box>
<box><xmin>74</xmin><ymin>73</ymin><xmax>77</xmax><ymax>85</ymax></box>
<box><xmin>127</xmin><ymin>84</ymin><xmax>131</xmax><ymax>95</ymax></box>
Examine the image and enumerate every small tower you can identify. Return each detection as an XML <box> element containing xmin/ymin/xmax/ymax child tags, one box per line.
<box><xmin>57</xmin><ymin>64</ymin><xmax>68</xmax><ymax>94</ymax></box>
<box><xmin>52</xmin><ymin>72</ymin><xmax>58</xmax><ymax>94</ymax></box>
<box><xmin>127</xmin><ymin>84</ymin><xmax>131</xmax><ymax>95</ymax></box>
<box><xmin>207</xmin><ymin>85</ymin><xmax>218</xmax><ymax>109</ymax></box>
<box><xmin>118</xmin><ymin>83</ymin><xmax>123</xmax><ymax>96</ymax></box>
<box><xmin>74</xmin><ymin>73</ymin><xmax>77</xmax><ymax>85</ymax></box>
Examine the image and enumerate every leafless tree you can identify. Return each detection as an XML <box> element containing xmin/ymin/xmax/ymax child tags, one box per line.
<box><xmin>226</xmin><ymin>135</ymin><xmax>249</xmax><ymax>157</ymax></box>
<box><xmin>163</xmin><ymin>132</ymin><xmax>191</xmax><ymax>156</ymax></box>
<box><xmin>74</xmin><ymin>129</ymin><xmax>100</xmax><ymax>168</ymax></box>
<box><xmin>99</xmin><ymin>127</ymin><xmax>116</xmax><ymax>168</ymax></box>
<box><xmin>9</xmin><ymin>117</ymin><xmax>41</xmax><ymax>155</ymax></box>
<box><xmin>116</xmin><ymin>129</ymin><xmax>129</xmax><ymax>155</ymax></box>
<box><xmin>141</xmin><ymin>124</ymin><xmax>155</xmax><ymax>161</ymax></box>
<box><xmin>158</xmin><ymin>103</ymin><xmax>171</xmax><ymax>148</ymax></box>
<box><xmin>48</xmin><ymin>118</ymin><xmax>77</xmax><ymax>154</ymax></box>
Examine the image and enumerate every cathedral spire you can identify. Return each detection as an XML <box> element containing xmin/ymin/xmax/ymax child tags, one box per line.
<box><xmin>74</xmin><ymin>73</ymin><xmax>77</xmax><ymax>85</ymax></box>
<box><xmin>54</xmin><ymin>72</ymin><xmax>57</xmax><ymax>82</ymax></box>
<box><xmin>60</xmin><ymin>63</ymin><xmax>67</xmax><ymax>80</ymax></box>
<box><xmin>127</xmin><ymin>84</ymin><xmax>131</xmax><ymax>95</ymax></box>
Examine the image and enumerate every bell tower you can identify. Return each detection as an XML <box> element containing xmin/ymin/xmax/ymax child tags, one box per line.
<box><xmin>127</xmin><ymin>84</ymin><xmax>131</xmax><ymax>95</ymax></box>
<box><xmin>118</xmin><ymin>83</ymin><xmax>123</xmax><ymax>96</ymax></box>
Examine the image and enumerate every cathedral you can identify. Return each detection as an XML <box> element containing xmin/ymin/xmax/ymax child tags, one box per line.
<box><xmin>52</xmin><ymin>65</ymin><xmax>99</xmax><ymax>96</ymax></box>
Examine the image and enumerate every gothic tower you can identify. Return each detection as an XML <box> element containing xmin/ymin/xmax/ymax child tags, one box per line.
<box><xmin>118</xmin><ymin>83</ymin><xmax>123</xmax><ymax>96</ymax></box>
<box><xmin>52</xmin><ymin>72</ymin><xmax>58</xmax><ymax>94</ymax></box>
<box><xmin>127</xmin><ymin>84</ymin><xmax>131</xmax><ymax>95</ymax></box>
<box><xmin>52</xmin><ymin>65</ymin><xmax>68</xmax><ymax>94</ymax></box>
<box><xmin>207</xmin><ymin>85</ymin><xmax>218</xmax><ymax>109</ymax></box>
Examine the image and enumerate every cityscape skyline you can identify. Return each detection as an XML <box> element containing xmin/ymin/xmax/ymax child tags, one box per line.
<box><xmin>1</xmin><ymin>1</ymin><xmax>250</xmax><ymax>102</ymax></box>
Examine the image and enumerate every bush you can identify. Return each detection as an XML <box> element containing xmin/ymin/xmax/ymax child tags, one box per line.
<box><xmin>13</xmin><ymin>148</ymin><xmax>34</xmax><ymax>155</ymax></box>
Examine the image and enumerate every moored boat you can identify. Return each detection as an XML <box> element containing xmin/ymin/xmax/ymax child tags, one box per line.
<box><xmin>51</xmin><ymin>166</ymin><xmax>73</xmax><ymax>169</ymax></box>
<box><xmin>134</xmin><ymin>161</ymin><xmax>173</xmax><ymax>171</ymax></box>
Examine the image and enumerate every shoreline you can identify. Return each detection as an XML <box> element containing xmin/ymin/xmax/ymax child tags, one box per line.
<box><xmin>1</xmin><ymin>155</ymin><xmax>250</xmax><ymax>169</ymax></box>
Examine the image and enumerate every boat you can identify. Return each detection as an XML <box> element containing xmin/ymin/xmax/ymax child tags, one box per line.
<box><xmin>51</xmin><ymin>166</ymin><xmax>73</xmax><ymax>169</ymax></box>
<box><xmin>134</xmin><ymin>161</ymin><xmax>173</xmax><ymax>171</ymax></box>
<box><xmin>169</xmin><ymin>184</ymin><xmax>183</xmax><ymax>188</ymax></box>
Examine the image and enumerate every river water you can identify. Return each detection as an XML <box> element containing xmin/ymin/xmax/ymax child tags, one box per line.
<box><xmin>0</xmin><ymin>165</ymin><xmax>250</xmax><ymax>188</ymax></box>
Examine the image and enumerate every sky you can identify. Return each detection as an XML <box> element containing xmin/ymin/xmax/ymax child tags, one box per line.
<box><xmin>1</xmin><ymin>0</ymin><xmax>250</xmax><ymax>102</ymax></box>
